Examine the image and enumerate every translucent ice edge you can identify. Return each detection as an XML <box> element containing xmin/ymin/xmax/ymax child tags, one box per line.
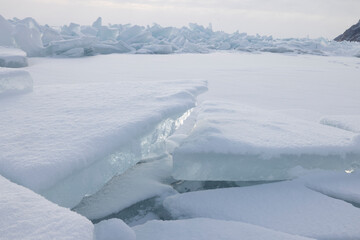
<box><xmin>41</xmin><ymin>109</ymin><xmax>193</xmax><ymax>208</ymax></box>
<box><xmin>172</xmin><ymin>152</ymin><xmax>360</xmax><ymax>181</ymax></box>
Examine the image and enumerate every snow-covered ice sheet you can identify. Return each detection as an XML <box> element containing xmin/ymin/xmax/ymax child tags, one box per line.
<box><xmin>172</xmin><ymin>101</ymin><xmax>360</xmax><ymax>181</ymax></box>
<box><xmin>320</xmin><ymin>115</ymin><xmax>360</xmax><ymax>133</ymax></box>
<box><xmin>163</xmin><ymin>179</ymin><xmax>360</xmax><ymax>239</ymax></box>
<box><xmin>74</xmin><ymin>155</ymin><xmax>176</xmax><ymax>220</ymax></box>
<box><xmin>95</xmin><ymin>219</ymin><xmax>135</xmax><ymax>240</ymax></box>
<box><xmin>133</xmin><ymin>218</ymin><xmax>315</xmax><ymax>240</ymax></box>
<box><xmin>0</xmin><ymin>47</ymin><xmax>28</xmax><ymax>68</ymax></box>
<box><xmin>0</xmin><ymin>56</ymin><xmax>207</xmax><ymax>208</ymax></box>
<box><xmin>0</xmin><ymin>67</ymin><xmax>33</xmax><ymax>97</ymax></box>
<box><xmin>0</xmin><ymin>174</ymin><xmax>94</xmax><ymax>240</ymax></box>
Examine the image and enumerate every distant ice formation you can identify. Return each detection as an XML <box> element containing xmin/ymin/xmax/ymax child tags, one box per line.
<box><xmin>1</xmin><ymin>15</ymin><xmax>360</xmax><ymax>58</ymax></box>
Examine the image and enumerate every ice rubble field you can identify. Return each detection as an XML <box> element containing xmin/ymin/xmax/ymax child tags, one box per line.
<box><xmin>0</xmin><ymin>50</ymin><xmax>360</xmax><ymax>240</ymax></box>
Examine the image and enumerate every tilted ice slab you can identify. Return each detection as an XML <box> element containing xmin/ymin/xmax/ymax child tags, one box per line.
<box><xmin>0</xmin><ymin>67</ymin><xmax>33</xmax><ymax>97</ymax></box>
<box><xmin>320</xmin><ymin>115</ymin><xmax>360</xmax><ymax>133</ymax></box>
<box><xmin>0</xmin><ymin>175</ymin><xmax>94</xmax><ymax>240</ymax></box>
<box><xmin>133</xmin><ymin>218</ymin><xmax>315</xmax><ymax>240</ymax></box>
<box><xmin>0</xmin><ymin>47</ymin><xmax>28</xmax><ymax>68</ymax></box>
<box><xmin>173</xmin><ymin>101</ymin><xmax>360</xmax><ymax>181</ymax></box>
<box><xmin>73</xmin><ymin>149</ymin><xmax>177</xmax><ymax>220</ymax></box>
<box><xmin>0</xmin><ymin>64</ymin><xmax>207</xmax><ymax>208</ymax></box>
<box><xmin>163</xmin><ymin>179</ymin><xmax>360</xmax><ymax>239</ymax></box>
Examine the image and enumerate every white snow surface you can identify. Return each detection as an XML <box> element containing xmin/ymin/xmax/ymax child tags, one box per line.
<box><xmin>163</xmin><ymin>179</ymin><xmax>360</xmax><ymax>239</ymax></box>
<box><xmin>320</xmin><ymin>115</ymin><xmax>360</xmax><ymax>133</ymax></box>
<box><xmin>95</xmin><ymin>219</ymin><xmax>136</xmax><ymax>240</ymax></box>
<box><xmin>0</xmin><ymin>174</ymin><xmax>94</xmax><ymax>240</ymax></box>
<box><xmin>0</xmin><ymin>67</ymin><xmax>33</xmax><ymax>97</ymax></box>
<box><xmin>0</xmin><ymin>47</ymin><xmax>28</xmax><ymax>68</ymax></box>
<box><xmin>133</xmin><ymin>218</ymin><xmax>315</xmax><ymax>240</ymax></box>
<box><xmin>304</xmin><ymin>171</ymin><xmax>360</xmax><ymax>205</ymax></box>
<box><xmin>172</xmin><ymin>101</ymin><xmax>360</xmax><ymax>181</ymax></box>
<box><xmin>0</xmin><ymin>55</ymin><xmax>207</xmax><ymax>208</ymax></box>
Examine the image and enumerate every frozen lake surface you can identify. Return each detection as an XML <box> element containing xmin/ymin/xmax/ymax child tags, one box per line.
<box><xmin>1</xmin><ymin>52</ymin><xmax>360</xmax><ymax>239</ymax></box>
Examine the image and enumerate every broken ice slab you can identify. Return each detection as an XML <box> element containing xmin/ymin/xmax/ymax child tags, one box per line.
<box><xmin>0</xmin><ymin>47</ymin><xmax>28</xmax><ymax>68</ymax></box>
<box><xmin>0</xmin><ymin>67</ymin><xmax>33</xmax><ymax>97</ymax></box>
<box><xmin>163</xmin><ymin>178</ymin><xmax>360</xmax><ymax>239</ymax></box>
<box><xmin>0</xmin><ymin>175</ymin><xmax>94</xmax><ymax>240</ymax></box>
<box><xmin>133</xmin><ymin>218</ymin><xmax>315</xmax><ymax>240</ymax></box>
<box><xmin>173</xmin><ymin>101</ymin><xmax>360</xmax><ymax>181</ymax></box>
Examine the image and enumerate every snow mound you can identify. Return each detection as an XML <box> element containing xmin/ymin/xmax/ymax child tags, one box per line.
<box><xmin>163</xmin><ymin>179</ymin><xmax>360</xmax><ymax>239</ymax></box>
<box><xmin>0</xmin><ymin>175</ymin><xmax>94</xmax><ymax>240</ymax></box>
<box><xmin>95</xmin><ymin>219</ymin><xmax>135</xmax><ymax>240</ymax></box>
<box><xmin>133</xmin><ymin>218</ymin><xmax>315</xmax><ymax>240</ymax></box>
<box><xmin>320</xmin><ymin>115</ymin><xmax>360</xmax><ymax>133</ymax></box>
<box><xmin>0</xmin><ymin>47</ymin><xmax>28</xmax><ymax>68</ymax></box>
<box><xmin>0</xmin><ymin>67</ymin><xmax>33</xmax><ymax>97</ymax></box>
<box><xmin>172</xmin><ymin>101</ymin><xmax>360</xmax><ymax>181</ymax></box>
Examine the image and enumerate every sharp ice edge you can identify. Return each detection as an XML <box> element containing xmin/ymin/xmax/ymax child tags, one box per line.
<box><xmin>42</xmin><ymin>108</ymin><xmax>194</xmax><ymax>208</ymax></box>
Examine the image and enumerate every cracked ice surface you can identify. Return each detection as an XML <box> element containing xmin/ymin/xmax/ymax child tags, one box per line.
<box><xmin>0</xmin><ymin>55</ymin><xmax>207</xmax><ymax>208</ymax></box>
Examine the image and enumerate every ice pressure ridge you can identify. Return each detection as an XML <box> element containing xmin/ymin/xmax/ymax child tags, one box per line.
<box><xmin>1</xmin><ymin>15</ymin><xmax>360</xmax><ymax>58</ymax></box>
<box><xmin>172</xmin><ymin>101</ymin><xmax>360</xmax><ymax>181</ymax></box>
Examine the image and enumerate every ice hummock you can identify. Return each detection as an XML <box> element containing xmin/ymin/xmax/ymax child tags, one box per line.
<box><xmin>0</xmin><ymin>67</ymin><xmax>33</xmax><ymax>97</ymax></box>
<box><xmin>0</xmin><ymin>174</ymin><xmax>94</xmax><ymax>240</ymax></box>
<box><xmin>1</xmin><ymin>14</ymin><xmax>360</xmax><ymax>58</ymax></box>
<box><xmin>0</xmin><ymin>46</ymin><xmax>28</xmax><ymax>68</ymax></box>
<box><xmin>133</xmin><ymin>218</ymin><xmax>315</xmax><ymax>240</ymax></box>
<box><xmin>172</xmin><ymin>101</ymin><xmax>360</xmax><ymax>181</ymax></box>
<box><xmin>163</xmin><ymin>178</ymin><xmax>360</xmax><ymax>239</ymax></box>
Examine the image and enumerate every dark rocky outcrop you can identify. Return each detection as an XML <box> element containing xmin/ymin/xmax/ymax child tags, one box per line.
<box><xmin>335</xmin><ymin>20</ymin><xmax>360</xmax><ymax>42</ymax></box>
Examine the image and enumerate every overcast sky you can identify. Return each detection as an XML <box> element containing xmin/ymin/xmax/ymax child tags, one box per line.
<box><xmin>1</xmin><ymin>0</ymin><xmax>359</xmax><ymax>38</ymax></box>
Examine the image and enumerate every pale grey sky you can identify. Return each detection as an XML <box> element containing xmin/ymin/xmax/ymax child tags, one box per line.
<box><xmin>1</xmin><ymin>0</ymin><xmax>359</xmax><ymax>38</ymax></box>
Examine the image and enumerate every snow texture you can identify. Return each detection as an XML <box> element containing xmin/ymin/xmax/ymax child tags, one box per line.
<box><xmin>304</xmin><ymin>171</ymin><xmax>360</xmax><ymax>206</ymax></box>
<box><xmin>0</xmin><ymin>56</ymin><xmax>207</xmax><ymax>208</ymax></box>
<box><xmin>133</xmin><ymin>218</ymin><xmax>315</xmax><ymax>240</ymax></box>
<box><xmin>95</xmin><ymin>219</ymin><xmax>136</xmax><ymax>240</ymax></box>
<box><xmin>0</xmin><ymin>67</ymin><xmax>33</xmax><ymax>97</ymax></box>
<box><xmin>0</xmin><ymin>47</ymin><xmax>28</xmax><ymax>68</ymax></box>
<box><xmin>320</xmin><ymin>115</ymin><xmax>360</xmax><ymax>133</ymax></box>
<box><xmin>173</xmin><ymin>101</ymin><xmax>360</xmax><ymax>181</ymax></box>
<box><xmin>163</xmin><ymin>179</ymin><xmax>360</xmax><ymax>239</ymax></box>
<box><xmin>1</xmin><ymin>14</ymin><xmax>360</xmax><ymax>57</ymax></box>
<box><xmin>0</xmin><ymin>174</ymin><xmax>94</xmax><ymax>240</ymax></box>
